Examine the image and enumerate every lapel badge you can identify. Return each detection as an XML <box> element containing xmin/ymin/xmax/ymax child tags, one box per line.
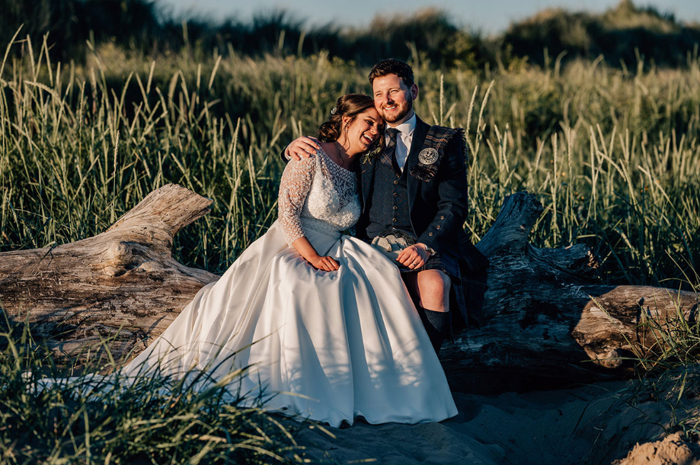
<box><xmin>418</xmin><ymin>148</ymin><xmax>439</xmax><ymax>165</ymax></box>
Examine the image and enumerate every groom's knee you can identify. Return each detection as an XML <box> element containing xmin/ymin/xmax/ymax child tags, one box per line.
<box><xmin>415</xmin><ymin>270</ymin><xmax>451</xmax><ymax>311</ymax></box>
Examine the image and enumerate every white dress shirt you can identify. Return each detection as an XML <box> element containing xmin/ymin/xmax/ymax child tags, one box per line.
<box><xmin>386</xmin><ymin>113</ymin><xmax>416</xmax><ymax>171</ymax></box>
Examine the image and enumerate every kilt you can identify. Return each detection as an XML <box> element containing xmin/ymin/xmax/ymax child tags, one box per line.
<box><xmin>401</xmin><ymin>251</ymin><xmax>488</xmax><ymax>329</ymax></box>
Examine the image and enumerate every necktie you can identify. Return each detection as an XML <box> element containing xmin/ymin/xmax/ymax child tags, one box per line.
<box><xmin>382</xmin><ymin>128</ymin><xmax>399</xmax><ymax>166</ymax></box>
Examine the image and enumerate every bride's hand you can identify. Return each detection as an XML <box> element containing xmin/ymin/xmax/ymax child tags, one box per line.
<box><xmin>291</xmin><ymin>238</ymin><xmax>338</xmax><ymax>272</ymax></box>
<box><xmin>309</xmin><ymin>255</ymin><xmax>340</xmax><ymax>272</ymax></box>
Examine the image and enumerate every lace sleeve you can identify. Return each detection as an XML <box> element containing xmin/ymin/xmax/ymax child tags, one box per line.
<box><xmin>278</xmin><ymin>154</ymin><xmax>316</xmax><ymax>245</ymax></box>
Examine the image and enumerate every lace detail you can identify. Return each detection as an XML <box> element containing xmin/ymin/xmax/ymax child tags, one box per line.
<box><xmin>278</xmin><ymin>149</ymin><xmax>360</xmax><ymax>245</ymax></box>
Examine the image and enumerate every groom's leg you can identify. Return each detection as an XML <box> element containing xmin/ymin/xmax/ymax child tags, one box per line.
<box><xmin>403</xmin><ymin>270</ymin><xmax>451</xmax><ymax>354</ymax></box>
<box><xmin>413</xmin><ymin>269</ymin><xmax>451</xmax><ymax>312</ymax></box>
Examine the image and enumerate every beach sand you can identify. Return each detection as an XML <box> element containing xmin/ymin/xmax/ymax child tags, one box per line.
<box><xmin>296</xmin><ymin>380</ymin><xmax>700</xmax><ymax>464</ymax></box>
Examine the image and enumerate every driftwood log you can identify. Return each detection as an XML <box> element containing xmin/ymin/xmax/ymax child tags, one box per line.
<box><xmin>0</xmin><ymin>185</ymin><xmax>218</xmax><ymax>359</ymax></box>
<box><xmin>440</xmin><ymin>192</ymin><xmax>699</xmax><ymax>391</ymax></box>
<box><xmin>1</xmin><ymin>185</ymin><xmax>698</xmax><ymax>391</ymax></box>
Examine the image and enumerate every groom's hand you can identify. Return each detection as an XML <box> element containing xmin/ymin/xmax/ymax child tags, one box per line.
<box><xmin>397</xmin><ymin>244</ymin><xmax>430</xmax><ymax>270</ymax></box>
<box><xmin>285</xmin><ymin>136</ymin><xmax>321</xmax><ymax>161</ymax></box>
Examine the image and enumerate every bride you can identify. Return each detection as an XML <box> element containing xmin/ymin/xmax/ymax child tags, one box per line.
<box><xmin>116</xmin><ymin>94</ymin><xmax>457</xmax><ymax>427</ymax></box>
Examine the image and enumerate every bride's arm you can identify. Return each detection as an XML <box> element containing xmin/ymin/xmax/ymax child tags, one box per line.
<box><xmin>291</xmin><ymin>237</ymin><xmax>339</xmax><ymax>272</ymax></box>
<box><xmin>278</xmin><ymin>155</ymin><xmax>340</xmax><ymax>272</ymax></box>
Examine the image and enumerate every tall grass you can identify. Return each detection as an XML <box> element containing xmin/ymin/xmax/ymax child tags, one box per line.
<box><xmin>3</xmin><ymin>36</ymin><xmax>697</xmax><ymax>285</ymax></box>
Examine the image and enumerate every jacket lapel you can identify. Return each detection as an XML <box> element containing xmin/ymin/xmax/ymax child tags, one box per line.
<box><xmin>407</xmin><ymin>117</ymin><xmax>430</xmax><ymax>211</ymax></box>
<box><xmin>360</xmin><ymin>158</ymin><xmax>376</xmax><ymax>212</ymax></box>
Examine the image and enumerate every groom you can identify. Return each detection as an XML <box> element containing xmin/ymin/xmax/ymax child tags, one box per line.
<box><xmin>285</xmin><ymin>59</ymin><xmax>488</xmax><ymax>353</ymax></box>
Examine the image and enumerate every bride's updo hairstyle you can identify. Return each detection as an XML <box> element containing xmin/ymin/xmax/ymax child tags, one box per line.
<box><xmin>317</xmin><ymin>94</ymin><xmax>382</xmax><ymax>154</ymax></box>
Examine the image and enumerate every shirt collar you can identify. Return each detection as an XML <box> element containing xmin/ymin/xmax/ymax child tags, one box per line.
<box><xmin>389</xmin><ymin>112</ymin><xmax>416</xmax><ymax>137</ymax></box>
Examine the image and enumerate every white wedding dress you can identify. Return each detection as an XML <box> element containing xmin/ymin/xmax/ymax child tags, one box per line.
<box><xmin>117</xmin><ymin>149</ymin><xmax>457</xmax><ymax>426</ymax></box>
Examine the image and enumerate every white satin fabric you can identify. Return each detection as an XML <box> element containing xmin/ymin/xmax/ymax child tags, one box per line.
<box><xmin>123</xmin><ymin>221</ymin><xmax>457</xmax><ymax>426</ymax></box>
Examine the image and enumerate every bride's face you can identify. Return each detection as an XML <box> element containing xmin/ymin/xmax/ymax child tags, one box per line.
<box><xmin>343</xmin><ymin>108</ymin><xmax>384</xmax><ymax>155</ymax></box>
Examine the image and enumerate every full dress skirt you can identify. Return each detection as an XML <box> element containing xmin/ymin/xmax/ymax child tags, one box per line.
<box><xmin>122</xmin><ymin>221</ymin><xmax>458</xmax><ymax>426</ymax></box>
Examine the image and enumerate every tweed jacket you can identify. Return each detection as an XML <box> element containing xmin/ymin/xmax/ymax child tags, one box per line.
<box><xmin>356</xmin><ymin>116</ymin><xmax>488</xmax><ymax>273</ymax></box>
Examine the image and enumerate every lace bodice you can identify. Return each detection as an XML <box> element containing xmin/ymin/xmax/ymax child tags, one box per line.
<box><xmin>278</xmin><ymin>149</ymin><xmax>360</xmax><ymax>245</ymax></box>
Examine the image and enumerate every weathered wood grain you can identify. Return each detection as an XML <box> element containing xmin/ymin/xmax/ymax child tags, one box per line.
<box><xmin>0</xmin><ymin>184</ymin><xmax>218</xmax><ymax>360</ymax></box>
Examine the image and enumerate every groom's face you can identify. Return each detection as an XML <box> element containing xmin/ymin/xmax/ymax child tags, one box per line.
<box><xmin>372</xmin><ymin>74</ymin><xmax>418</xmax><ymax>126</ymax></box>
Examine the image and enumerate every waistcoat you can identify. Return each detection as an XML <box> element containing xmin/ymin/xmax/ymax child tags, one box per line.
<box><xmin>365</xmin><ymin>151</ymin><xmax>412</xmax><ymax>239</ymax></box>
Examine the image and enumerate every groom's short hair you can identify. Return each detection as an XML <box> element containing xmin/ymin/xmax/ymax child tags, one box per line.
<box><xmin>368</xmin><ymin>59</ymin><xmax>415</xmax><ymax>88</ymax></box>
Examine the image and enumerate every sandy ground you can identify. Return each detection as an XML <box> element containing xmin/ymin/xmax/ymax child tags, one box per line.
<box><xmin>614</xmin><ymin>433</ymin><xmax>700</xmax><ymax>465</ymax></box>
<box><xmin>296</xmin><ymin>380</ymin><xmax>700</xmax><ymax>465</ymax></box>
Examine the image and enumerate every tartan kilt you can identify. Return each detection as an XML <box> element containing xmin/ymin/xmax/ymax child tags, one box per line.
<box><xmin>401</xmin><ymin>251</ymin><xmax>488</xmax><ymax>329</ymax></box>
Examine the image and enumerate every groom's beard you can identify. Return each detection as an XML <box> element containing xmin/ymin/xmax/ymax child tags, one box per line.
<box><xmin>381</xmin><ymin>97</ymin><xmax>413</xmax><ymax>124</ymax></box>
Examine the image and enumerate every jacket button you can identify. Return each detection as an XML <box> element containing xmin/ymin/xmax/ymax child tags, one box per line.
<box><xmin>436</xmin><ymin>225</ymin><xmax>441</xmax><ymax>230</ymax></box>
<box><xmin>393</xmin><ymin>180</ymin><xmax>398</xmax><ymax>185</ymax></box>
<box><xmin>392</xmin><ymin>218</ymin><xmax>397</xmax><ymax>222</ymax></box>
<box><xmin>393</xmin><ymin>192</ymin><xmax>398</xmax><ymax>197</ymax></box>
<box><xmin>428</xmin><ymin>232</ymin><xmax>433</xmax><ymax>236</ymax></box>
<box><xmin>393</xmin><ymin>206</ymin><xmax>398</xmax><ymax>210</ymax></box>
<box><xmin>440</xmin><ymin>215</ymin><xmax>445</xmax><ymax>220</ymax></box>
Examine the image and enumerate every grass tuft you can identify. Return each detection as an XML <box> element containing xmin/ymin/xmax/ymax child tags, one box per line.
<box><xmin>0</xmin><ymin>317</ymin><xmax>321</xmax><ymax>464</ymax></box>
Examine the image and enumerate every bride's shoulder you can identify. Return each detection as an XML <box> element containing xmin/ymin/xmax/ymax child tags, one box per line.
<box><xmin>316</xmin><ymin>143</ymin><xmax>338</xmax><ymax>164</ymax></box>
<box><xmin>282</xmin><ymin>143</ymin><xmax>335</xmax><ymax>178</ymax></box>
<box><xmin>282</xmin><ymin>150</ymin><xmax>321</xmax><ymax>182</ymax></box>
<box><xmin>285</xmin><ymin>151</ymin><xmax>318</xmax><ymax>168</ymax></box>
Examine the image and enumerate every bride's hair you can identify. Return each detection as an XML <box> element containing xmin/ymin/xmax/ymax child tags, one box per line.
<box><xmin>317</xmin><ymin>94</ymin><xmax>378</xmax><ymax>143</ymax></box>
